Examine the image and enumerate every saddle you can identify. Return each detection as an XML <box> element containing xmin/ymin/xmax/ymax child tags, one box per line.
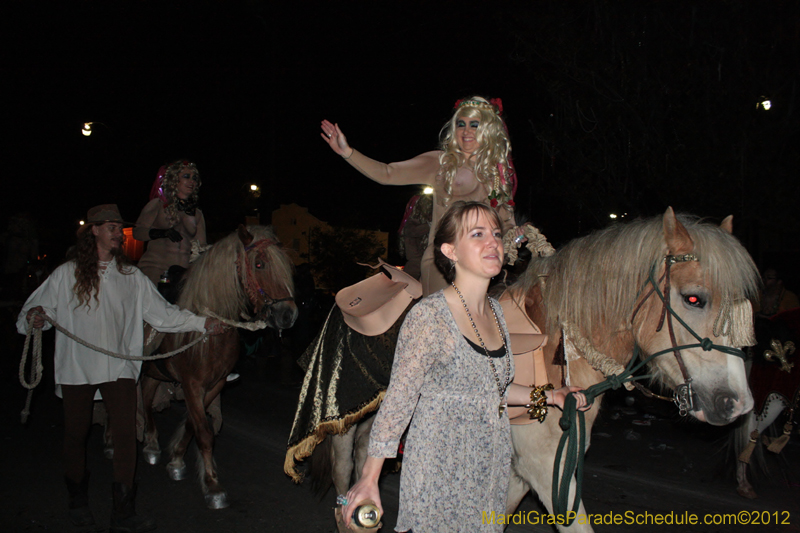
<box><xmin>336</xmin><ymin>259</ymin><xmax>422</xmax><ymax>336</ymax></box>
<box><xmin>498</xmin><ymin>289</ymin><xmax>550</xmax><ymax>425</ymax></box>
<box><xmin>157</xmin><ymin>265</ymin><xmax>187</xmax><ymax>304</ymax></box>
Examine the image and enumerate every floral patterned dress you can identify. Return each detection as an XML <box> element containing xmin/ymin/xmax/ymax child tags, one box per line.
<box><xmin>367</xmin><ymin>291</ymin><xmax>514</xmax><ymax>532</ymax></box>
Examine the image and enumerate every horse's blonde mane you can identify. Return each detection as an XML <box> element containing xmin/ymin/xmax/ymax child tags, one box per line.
<box><xmin>514</xmin><ymin>214</ymin><xmax>760</xmax><ymax>340</ymax></box>
<box><xmin>178</xmin><ymin>226</ymin><xmax>294</xmax><ymax>321</ymax></box>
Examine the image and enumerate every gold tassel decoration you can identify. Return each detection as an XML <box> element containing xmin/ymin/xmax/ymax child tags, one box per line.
<box><xmin>715</xmin><ymin>298</ymin><xmax>756</xmax><ymax>347</ymax></box>
<box><xmin>766</xmin><ymin>422</ymin><xmax>793</xmax><ymax>454</ymax></box>
<box><xmin>738</xmin><ymin>430</ymin><xmax>760</xmax><ymax>464</ymax></box>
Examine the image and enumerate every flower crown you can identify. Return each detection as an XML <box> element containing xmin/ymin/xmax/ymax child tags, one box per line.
<box><xmin>454</xmin><ymin>97</ymin><xmax>503</xmax><ymax>115</ymax></box>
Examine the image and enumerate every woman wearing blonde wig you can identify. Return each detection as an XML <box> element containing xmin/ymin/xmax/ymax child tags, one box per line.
<box><xmin>134</xmin><ymin>160</ymin><xmax>207</xmax><ymax>285</ymax></box>
<box><xmin>322</xmin><ymin>96</ymin><xmax>522</xmax><ymax>296</ymax></box>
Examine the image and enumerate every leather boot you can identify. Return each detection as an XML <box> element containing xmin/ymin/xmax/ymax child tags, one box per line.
<box><xmin>65</xmin><ymin>472</ymin><xmax>94</xmax><ymax>526</ymax></box>
<box><xmin>110</xmin><ymin>482</ymin><xmax>157</xmax><ymax>533</ymax></box>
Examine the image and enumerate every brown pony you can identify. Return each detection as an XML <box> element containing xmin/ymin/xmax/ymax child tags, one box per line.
<box><xmin>506</xmin><ymin>208</ymin><xmax>760</xmax><ymax>531</ymax></box>
<box><xmin>141</xmin><ymin>225</ymin><xmax>297</xmax><ymax>509</ymax></box>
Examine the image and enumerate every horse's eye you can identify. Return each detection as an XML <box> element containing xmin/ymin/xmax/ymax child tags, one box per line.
<box><xmin>684</xmin><ymin>294</ymin><xmax>705</xmax><ymax>308</ymax></box>
<box><xmin>255</xmin><ymin>260</ymin><xmax>265</xmax><ymax>270</ymax></box>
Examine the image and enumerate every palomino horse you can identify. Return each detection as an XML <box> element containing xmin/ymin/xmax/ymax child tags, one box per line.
<box><xmin>505</xmin><ymin>207</ymin><xmax>759</xmax><ymax>531</ymax></box>
<box><xmin>142</xmin><ymin>225</ymin><xmax>297</xmax><ymax>509</ymax></box>
<box><xmin>734</xmin><ymin>310</ymin><xmax>800</xmax><ymax>499</ymax></box>
<box><xmin>294</xmin><ymin>208</ymin><xmax>759</xmax><ymax>532</ymax></box>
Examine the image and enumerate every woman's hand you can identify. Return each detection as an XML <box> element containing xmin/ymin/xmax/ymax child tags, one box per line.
<box><xmin>341</xmin><ymin>475</ymin><xmax>382</xmax><ymax>528</ymax></box>
<box><xmin>320</xmin><ymin>119</ymin><xmax>354</xmax><ymax>158</ymax></box>
<box><xmin>204</xmin><ymin>318</ymin><xmax>227</xmax><ymax>336</ymax></box>
<box><xmin>549</xmin><ymin>386</ymin><xmax>591</xmax><ymax>411</ymax></box>
<box><xmin>512</xmin><ymin>223</ymin><xmax>529</xmax><ymax>244</ymax></box>
<box><xmin>26</xmin><ymin>306</ymin><xmax>46</xmax><ymax>329</ymax></box>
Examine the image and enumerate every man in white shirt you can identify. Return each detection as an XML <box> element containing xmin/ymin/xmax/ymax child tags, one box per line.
<box><xmin>18</xmin><ymin>204</ymin><xmax>224</xmax><ymax>533</ymax></box>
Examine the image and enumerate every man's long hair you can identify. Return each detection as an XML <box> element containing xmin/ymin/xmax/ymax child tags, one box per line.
<box><xmin>70</xmin><ymin>224</ymin><xmax>132</xmax><ymax>308</ymax></box>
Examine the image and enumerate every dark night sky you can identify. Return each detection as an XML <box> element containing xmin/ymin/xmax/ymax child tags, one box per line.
<box><xmin>3</xmin><ymin>2</ymin><xmax>545</xmax><ymax>259</ymax></box>
<box><xmin>2</xmin><ymin>1</ymin><xmax>798</xmax><ymax>266</ymax></box>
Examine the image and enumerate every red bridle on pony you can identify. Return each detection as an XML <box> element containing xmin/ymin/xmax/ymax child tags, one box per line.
<box><xmin>236</xmin><ymin>238</ymin><xmax>294</xmax><ymax>318</ymax></box>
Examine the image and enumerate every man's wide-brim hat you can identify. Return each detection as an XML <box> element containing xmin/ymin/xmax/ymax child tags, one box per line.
<box><xmin>86</xmin><ymin>204</ymin><xmax>133</xmax><ymax>226</ymax></box>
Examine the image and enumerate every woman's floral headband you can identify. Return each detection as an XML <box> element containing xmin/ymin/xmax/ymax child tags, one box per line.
<box><xmin>454</xmin><ymin>97</ymin><xmax>503</xmax><ymax>115</ymax></box>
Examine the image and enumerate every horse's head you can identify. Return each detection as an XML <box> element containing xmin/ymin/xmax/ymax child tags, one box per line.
<box><xmin>633</xmin><ymin>208</ymin><xmax>758</xmax><ymax>425</ymax></box>
<box><xmin>237</xmin><ymin>225</ymin><xmax>298</xmax><ymax>332</ymax></box>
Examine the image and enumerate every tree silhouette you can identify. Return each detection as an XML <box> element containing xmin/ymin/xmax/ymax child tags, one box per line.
<box><xmin>307</xmin><ymin>226</ymin><xmax>387</xmax><ymax>292</ymax></box>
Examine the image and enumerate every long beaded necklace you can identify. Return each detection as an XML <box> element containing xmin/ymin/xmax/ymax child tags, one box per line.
<box><xmin>452</xmin><ymin>282</ymin><xmax>511</xmax><ymax>418</ymax></box>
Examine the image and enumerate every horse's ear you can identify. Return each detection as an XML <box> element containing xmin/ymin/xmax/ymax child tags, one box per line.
<box><xmin>663</xmin><ymin>206</ymin><xmax>694</xmax><ymax>255</ymax></box>
<box><xmin>237</xmin><ymin>224</ymin><xmax>254</xmax><ymax>247</ymax></box>
<box><xmin>720</xmin><ymin>215</ymin><xmax>734</xmax><ymax>234</ymax></box>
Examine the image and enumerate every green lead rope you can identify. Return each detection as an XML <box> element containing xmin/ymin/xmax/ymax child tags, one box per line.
<box><xmin>551</xmin><ymin>264</ymin><xmax>746</xmax><ymax>525</ymax></box>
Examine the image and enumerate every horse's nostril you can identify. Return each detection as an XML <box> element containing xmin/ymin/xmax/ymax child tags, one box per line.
<box><xmin>715</xmin><ymin>395</ymin><xmax>736</xmax><ymax>418</ymax></box>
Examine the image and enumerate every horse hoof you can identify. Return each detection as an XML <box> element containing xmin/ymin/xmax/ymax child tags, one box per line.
<box><xmin>205</xmin><ymin>491</ymin><xmax>229</xmax><ymax>510</ymax></box>
<box><xmin>737</xmin><ymin>486</ymin><xmax>758</xmax><ymax>499</ymax></box>
<box><xmin>167</xmin><ymin>463</ymin><xmax>188</xmax><ymax>481</ymax></box>
<box><xmin>103</xmin><ymin>447</ymin><xmax>114</xmax><ymax>460</ymax></box>
<box><xmin>143</xmin><ymin>449</ymin><xmax>161</xmax><ymax>465</ymax></box>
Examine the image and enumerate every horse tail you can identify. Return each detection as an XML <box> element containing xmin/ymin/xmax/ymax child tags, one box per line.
<box><xmin>308</xmin><ymin>437</ymin><xmax>333</xmax><ymax>498</ymax></box>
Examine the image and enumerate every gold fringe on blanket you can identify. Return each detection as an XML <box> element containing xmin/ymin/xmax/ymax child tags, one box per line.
<box><xmin>284</xmin><ymin>391</ymin><xmax>385</xmax><ymax>483</ymax></box>
<box><xmin>284</xmin><ymin>304</ymin><xmax>409</xmax><ymax>483</ymax></box>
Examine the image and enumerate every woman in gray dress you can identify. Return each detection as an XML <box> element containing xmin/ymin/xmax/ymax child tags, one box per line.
<box><xmin>341</xmin><ymin>201</ymin><xmax>589</xmax><ymax>533</ymax></box>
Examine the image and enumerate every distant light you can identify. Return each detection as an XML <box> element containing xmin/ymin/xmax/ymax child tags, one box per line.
<box><xmin>250</xmin><ymin>184</ymin><xmax>259</xmax><ymax>191</ymax></box>
<box><xmin>422</xmin><ymin>186</ymin><xmax>433</xmax><ymax>195</ymax></box>
<box><xmin>757</xmin><ymin>99</ymin><xmax>771</xmax><ymax>110</ymax></box>
<box><xmin>79</xmin><ymin>220</ymin><xmax>85</xmax><ymax>225</ymax></box>
<box><xmin>81</xmin><ymin>123</ymin><xmax>92</xmax><ymax>136</ymax></box>
<box><xmin>609</xmin><ymin>213</ymin><xmax>618</xmax><ymax>219</ymax></box>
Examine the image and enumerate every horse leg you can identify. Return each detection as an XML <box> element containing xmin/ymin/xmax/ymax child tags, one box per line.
<box><xmin>186</xmin><ymin>379</ymin><xmax>229</xmax><ymax>509</ymax></box>
<box><xmin>505</xmin><ymin>459</ymin><xmax>530</xmax><ymax>516</ymax></box>
<box><xmin>511</xmin><ymin>414</ymin><xmax>598</xmax><ymax>533</ymax></box>
<box><xmin>352</xmin><ymin>416</ymin><xmax>375</xmax><ymax>485</ymax></box>
<box><xmin>103</xmin><ymin>423</ymin><xmax>114</xmax><ymax>459</ymax></box>
<box><xmin>736</xmin><ymin>395</ymin><xmax>787</xmax><ymax>499</ymax></box>
<box><xmin>330</xmin><ymin>426</ymin><xmax>357</xmax><ymax>498</ymax></box>
<box><xmin>89</xmin><ymin>400</ymin><xmax>114</xmax><ymax>459</ymax></box>
<box><xmin>166</xmin><ymin>418</ymin><xmax>192</xmax><ymax>481</ymax></box>
<box><xmin>734</xmin><ymin>411</ymin><xmax>758</xmax><ymax>499</ymax></box>
<box><xmin>140</xmin><ymin>375</ymin><xmax>162</xmax><ymax>465</ymax></box>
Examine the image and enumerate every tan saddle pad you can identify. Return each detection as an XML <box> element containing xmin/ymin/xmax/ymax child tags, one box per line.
<box><xmin>336</xmin><ymin>259</ymin><xmax>422</xmax><ymax>336</ymax></box>
<box><xmin>498</xmin><ymin>289</ymin><xmax>550</xmax><ymax>425</ymax></box>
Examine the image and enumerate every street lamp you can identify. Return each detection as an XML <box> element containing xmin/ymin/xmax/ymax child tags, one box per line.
<box><xmin>756</xmin><ymin>98</ymin><xmax>771</xmax><ymax>111</ymax></box>
<box><xmin>422</xmin><ymin>186</ymin><xmax>433</xmax><ymax>195</ymax></box>
<box><xmin>81</xmin><ymin>121</ymin><xmax>109</xmax><ymax>136</ymax></box>
<box><xmin>250</xmin><ymin>184</ymin><xmax>261</xmax><ymax>198</ymax></box>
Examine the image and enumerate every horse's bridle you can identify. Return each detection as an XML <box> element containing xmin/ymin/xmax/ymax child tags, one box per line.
<box><xmin>553</xmin><ymin>253</ymin><xmax>750</xmax><ymax>525</ymax></box>
<box><xmin>238</xmin><ymin>239</ymin><xmax>294</xmax><ymax>320</ymax></box>
<box><xmin>631</xmin><ymin>254</ymin><xmax>747</xmax><ymax>416</ymax></box>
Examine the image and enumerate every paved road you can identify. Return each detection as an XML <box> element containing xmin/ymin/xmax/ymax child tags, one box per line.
<box><xmin>3</xmin><ymin>326</ymin><xmax>799</xmax><ymax>532</ymax></box>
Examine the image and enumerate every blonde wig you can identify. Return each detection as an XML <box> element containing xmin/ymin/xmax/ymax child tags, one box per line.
<box><xmin>438</xmin><ymin>97</ymin><xmax>515</xmax><ymax>211</ymax></box>
<box><xmin>162</xmin><ymin>160</ymin><xmax>201</xmax><ymax>225</ymax></box>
